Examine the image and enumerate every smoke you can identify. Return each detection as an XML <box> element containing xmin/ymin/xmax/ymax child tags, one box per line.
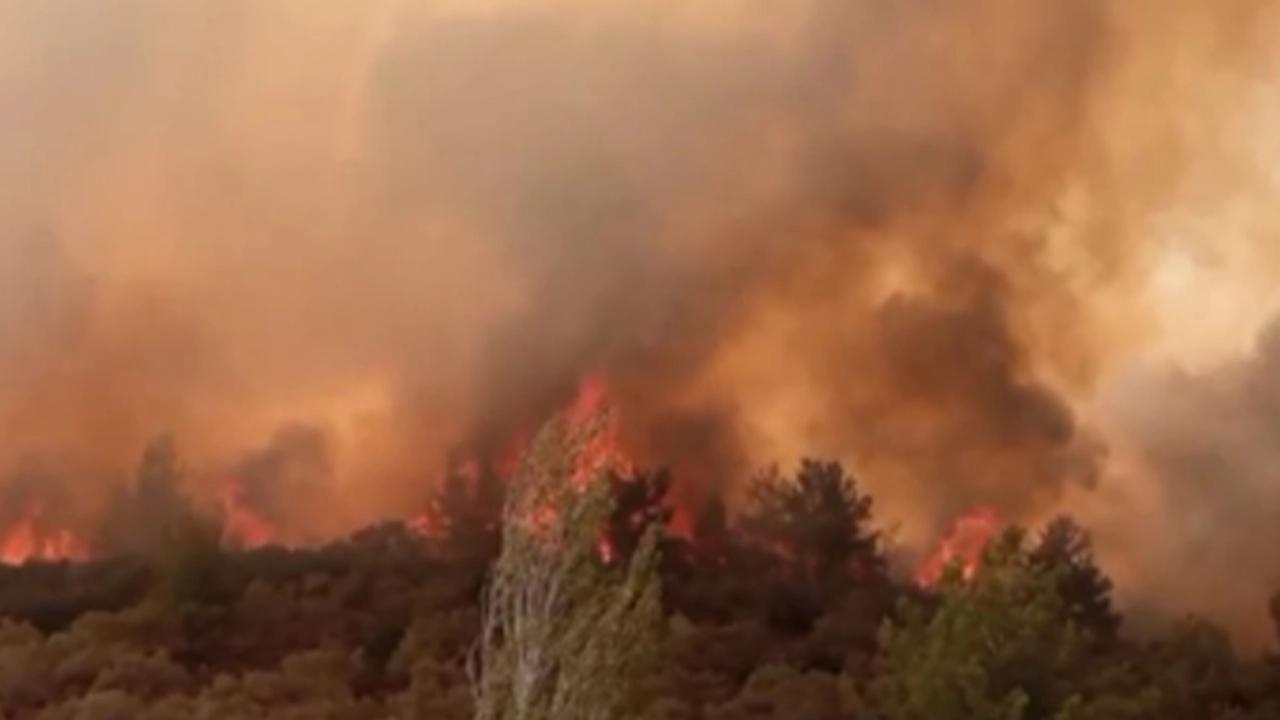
<box><xmin>1</xmin><ymin>0</ymin><xmax>1279</xmax><ymax>635</ymax></box>
<box><xmin>1087</xmin><ymin>319</ymin><xmax>1280</xmax><ymax>647</ymax></box>
<box><xmin>222</xmin><ymin>424</ymin><xmax>343</xmax><ymax>546</ymax></box>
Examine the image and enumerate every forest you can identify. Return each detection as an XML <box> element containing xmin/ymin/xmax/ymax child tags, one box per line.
<box><xmin>0</xmin><ymin>414</ymin><xmax>1277</xmax><ymax>720</ymax></box>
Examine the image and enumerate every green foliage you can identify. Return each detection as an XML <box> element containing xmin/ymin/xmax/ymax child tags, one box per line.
<box><xmin>873</xmin><ymin>528</ymin><xmax>1159</xmax><ymax>720</ymax></box>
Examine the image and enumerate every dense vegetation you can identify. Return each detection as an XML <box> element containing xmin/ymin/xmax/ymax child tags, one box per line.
<box><xmin>0</xmin><ymin>435</ymin><xmax>1278</xmax><ymax>719</ymax></box>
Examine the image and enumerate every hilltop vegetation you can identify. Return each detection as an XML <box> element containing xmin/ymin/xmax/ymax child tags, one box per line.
<box><xmin>0</xmin><ymin>428</ymin><xmax>1277</xmax><ymax>719</ymax></box>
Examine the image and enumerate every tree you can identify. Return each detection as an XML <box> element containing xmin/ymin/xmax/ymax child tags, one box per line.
<box><xmin>1145</xmin><ymin>619</ymin><xmax>1260</xmax><ymax>719</ymax></box>
<box><xmin>100</xmin><ymin>436</ymin><xmax>196</xmax><ymax>556</ymax></box>
<box><xmin>604</xmin><ymin>468</ymin><xmax>673</xmax><ymax>563</ymax></box>
<box><xmin>741</xmin><ymin>460</ymin><xmax>882</xmax><ymax>583</ymax></box>
<box><xmin>872</xmin><ymin>528</ymin><xmax>1157</xmax><ymax>720</ymax></box>
<box><xmin>115</xmin><ymin>438</ymin><xmax>232</xmax><ymax>610</ymax></box>
<box><xmin>434</xmin><ymin>460</ymin><xmax>505</xmax><ymax>564</ymax></box>
<box><xmin>153</xmin><ymin>510</ymin><xmax>229</xmax><ymax>609</ymax></box>
<box><xmin>470</xmin><ymin>409</ymin><xmax>663</xmax><ymax>720</ymax></box>
<box><xmin>1030</xmin><ymin>517</ymin><xmax>1120</xmax><ymax>643</ymax></box>
<box><xmin>739</xmin><ymin>460</ymin><xmax>885</xmax><ymax>632</ymax></box>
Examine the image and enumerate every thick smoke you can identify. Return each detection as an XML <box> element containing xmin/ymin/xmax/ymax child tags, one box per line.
<box><xmin>1089</xmin><ymin>319</ymin><xmax>1280</xmax><ymax>647</ymax></box>
<box><xmin>1</xmin><ymin>0</ymin><xmax>1279</xmax><ymax>636</ymax></box>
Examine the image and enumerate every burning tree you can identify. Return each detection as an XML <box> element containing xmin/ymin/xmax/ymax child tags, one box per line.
<box><xmin>470</xmin><ymin>407</ymin><xmax>662</xmax><ymax>720</ymax></box>
<box><xmin>874</xmin><ymin>528</ymin><xmax>1157</xmax><ymax>720</ymax></box>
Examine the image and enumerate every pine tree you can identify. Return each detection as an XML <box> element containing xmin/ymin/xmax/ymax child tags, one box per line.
<box><xmin>739</xmin><ymin>460</ymin><xmax>885</xmax><ymax>632</ymax></box>
<box><xmin>1030</xmin><ymin>516</ymin><xmax>1120</xmax><ymax>643</ymax></box>
<box><xmin>741</xmin><ymin>459</ymin><xmax>883</xmax><ymax>584</ymax></box>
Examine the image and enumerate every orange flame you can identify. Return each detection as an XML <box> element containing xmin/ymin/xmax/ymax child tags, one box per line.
<box><xmin>0</xmin><ymin>509</ymin><xmax>90</xmax><ymax>565</ymax></box>
<box><xmin>406</xmin><ymin>373</ymin><xmax>641</xmax><ymax>563</ymax></box>
<box><xmin>220</xmin><ymin>481</ymin><xmax>279</xmax><ymax>549</ymax></box>
<box><xmin>915</xmin><ymin>506</ymin><xmax>1002</xmax><ymax>587</ymax></box>
<box><xmin>566</xmin><ymin>374</ymin><xmax>632</xmax><ymax>487</ymax></box>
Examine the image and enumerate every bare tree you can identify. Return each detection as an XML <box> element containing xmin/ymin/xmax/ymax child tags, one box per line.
<box><xmin>471</xmin><ymin>409</ymin><xmax>662</xmax><ymax>720</ymax></box>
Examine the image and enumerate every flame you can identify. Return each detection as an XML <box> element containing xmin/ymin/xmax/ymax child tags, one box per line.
<box><xmin>511</xmin><ymin>374</ymin><xmax>633</xmax><ymax>545</ymax></box>
<box><xmin>566</xmin><ymin>374</ymin><xmax>632</xmax><ymax>487</ymax></box>
<box><xmin>402</xmin><ymin>373</ymin><xmax>679</xmax><ymax>566</ymax></box>
<box><xmin>915</xmin><ymin>506</ymin><xmax>1002</xmax><ymax>587</ymax></box>
<box><xmin>564</xmin><ymin>375</ymin><xmax>643</xmax><ymax>563</ymax></box>
<box><xmin>0</xmin><ymin>508</ymin><xmax>90</xmax><ymax>566</ymax></box>
<box><xmin>406</xmin><ymin>374</ymin><xmax>634</xmax><ymax>547</ymax></box>
<box><xmin>220</xmin><ymin>481</ymin><xmax>279</xmax><ymax>549</ymax></box>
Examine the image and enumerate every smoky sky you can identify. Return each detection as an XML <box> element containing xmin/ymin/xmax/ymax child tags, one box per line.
<box><xmin>1</xmin><ymin>0</ymin><xmax>1278</xmax><ymax>639</ymax></box>
<box><xmin>1093</xmin><ymin>319</ymin><xmax>1280</xmax><ymax>646</ymax></box>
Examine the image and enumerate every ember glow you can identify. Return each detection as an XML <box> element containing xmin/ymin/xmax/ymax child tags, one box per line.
<box><xmin>1</xmin><ymin>0</ymin><xmax>1279</xmax><ymax>640</ymax></box>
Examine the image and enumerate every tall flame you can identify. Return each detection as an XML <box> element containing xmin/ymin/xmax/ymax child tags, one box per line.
<box><xmin>914</xmin><ymin>506</ymin><xmax>1003</xmax><ymax>588</ymax></box>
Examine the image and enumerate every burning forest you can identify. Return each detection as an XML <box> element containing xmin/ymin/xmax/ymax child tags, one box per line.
<box><xmin>2</xmin><ymin>0</ymin><xmax>1280</xmax><ymax>717</ymax></box>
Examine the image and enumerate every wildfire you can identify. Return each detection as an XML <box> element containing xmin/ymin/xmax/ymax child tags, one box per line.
<box><xmin>406</xmin><ymin>373</ymin><xmax>635</xmax><ymax>547</ymax></box>
<box><xmin>914</xmin><ymin>506</ymin><xmax>1003</xmax><ymax>587</ymax></box>
<box><xmin>566</xmin><ymin>374</ymin><xmax>632</xmax><ymax>487</ymax></box>
<box><xmin>220</xmin><ymin>481</ymin><xmax>279</xmax><ymax>549</ymax></box>
<box><xmin>0</xmin><ymin>513</ymin><xmax>89</xmax><ymax>566</ymax></box>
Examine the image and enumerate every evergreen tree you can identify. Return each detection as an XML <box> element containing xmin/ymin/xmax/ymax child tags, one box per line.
<box><xmin>1030</xmin><ymin>516</ymin><xmax>1120</xmax><ymax>643</ymax></box>
<box><xmin>100</xmin><ymin>435</ymin><xmax>195</xmax><ymax>555</ymax></box>
<box><xmin>873</xmin><ymin>528</ymin><xmax>1157</xmax><ymax>720</ymax></box>
<box><xmin>741</xmin><ymin>460</ymin><xmax>882</xmax><ymax>583</ymax></box>
<box><xmin>739</xmin><ymin>460</ymin><xmax>885</xmax><ymax>632</ymax></box>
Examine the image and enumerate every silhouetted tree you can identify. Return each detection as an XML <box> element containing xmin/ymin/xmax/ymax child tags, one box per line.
<box><xmin>435</xmin><ymin>460</ymin><xmax>504</xmax><ymax>563</ymax></box>
<box><xmin>1031</xmin><ymin>516</ymin><xmax>1120</xmax><ymax>643</ymax></box>
<box><xmin>741</xmin><ymin>459</ymin><xmax>883</xmax><ymax>584</ymax></box>
<box><xmin>739</xmin><ymin>460</ymin><xmax>885</xmax><ymax>632</ymax></box>
<box><xmin>604</xmin><ymin>468</ymin><xmax>674</xmax><ymax>562</ymax></box>
<box><xmin>100</xmin><ymin>436</ymin><xmax>196</xmax><ymax>555</ymax></box>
